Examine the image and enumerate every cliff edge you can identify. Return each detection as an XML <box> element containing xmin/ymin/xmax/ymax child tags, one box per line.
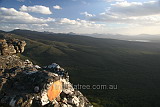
<box><xmin>0</xmin><ymin>38</ymin><xmax>93</xmax><ymax>107</ymax></box>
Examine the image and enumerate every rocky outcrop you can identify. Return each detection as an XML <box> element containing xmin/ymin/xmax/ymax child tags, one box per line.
<box><xmin>0</xmin><ymin>39</ymin><xmax>93</xmax><ymax>107</ymax></box>
<box><xmin>0</xmin><ymin>38</ymin><xmax>26</xmax><ymax>56</ymax></box>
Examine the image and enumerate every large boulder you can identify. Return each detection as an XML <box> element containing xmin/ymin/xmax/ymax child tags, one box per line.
<box><xmin>0</xmin><ymin>54</ymin><xmax>93</xmax><ymax>107</ymax></box>
<box><xmin>0</xmin><ymin>38</ymin><xmax>26</xmax><ymax>56</ymax></box>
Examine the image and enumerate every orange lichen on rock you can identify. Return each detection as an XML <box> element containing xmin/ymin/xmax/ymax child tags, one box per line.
<box><xmin>47</xmin><ymin>80</ymin><xmax>62</xmax><ymax>101</ymax></box>
<box><xmin>0</xmin><ymin>39</ymin><xmax>6</xmax><ymax>43</ymax></box>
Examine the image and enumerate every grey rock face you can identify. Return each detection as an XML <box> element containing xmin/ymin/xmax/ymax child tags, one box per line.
<box><xmin>0</xmin><ymin>55</ymin><xmax>25</xmax><ymax>69</ymax></box>
<box><xmin>0</xmin><ymin>39</ymin><xmax>93</xmax><ymax>107</ymax></box>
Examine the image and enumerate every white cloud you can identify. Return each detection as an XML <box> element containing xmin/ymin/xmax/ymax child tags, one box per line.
<box><xmin>57</xmin><ymin>18</ymin><xmax>104</xmax><ymax>28</ymax></box>
<box><xmin>0</xmin><ymin>7</ymin><xmax>54</xmax><ymax>24</ymax></box>
<box><xmin>59</xmin><ymin>18</ymin><xmax>80</xmax><ymax>25</ymax></box>
<box><xmin>17</xmin><ymin>0</ymin><xmax>25</xmax><ymax>2</ymax></box>
<box><xmin>105</xmin><ymin>0</ymin><xmax>124</xmax><ymax>2</ymax></box>
<box><xmin>111</xmin><ymin>1</ymin><xmax>142</xmax><ymax>7</ymax></box>
<box><xmin>44</xmin><ymin>18</ymin><xmax>105</xmax><ymax>34</ymax></box>
<box><xmin>109</xmin><ymin>1</ymin><xmax>160</xmax><ymax>16</ymax></box>
<box><xmin>86</xmin><ymin>0</ymin><xmax>160</xmax><ymax>34</ymax></box>
<box><xmin>20</xmin><ymin>5</ymin><xmax>52</xmax><ymax>14</ymax></box>
<box><xmin>81</xmin><ymin>12</ymin><xmax>95</xmax><ymax>17</ymax></box>
<box><xmin>91</xmin><ymin>1</ymin><xmax>160</xmax><ymax>25</ymax></box>
<box><xmin>0</xmin><ymin>7</ymin><xmax>105</xmax><ymax>34</ymax></box>
<box><xmin>53</xmin><ymin>5</ymin><xmax>62</xmax><ymax>10</ymax></box>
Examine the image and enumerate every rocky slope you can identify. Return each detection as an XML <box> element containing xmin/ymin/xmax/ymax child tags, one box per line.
<box><xmin>0</xmin><ymin>38</ymin><xmax>93</xmax><ymax>107</ymax></box>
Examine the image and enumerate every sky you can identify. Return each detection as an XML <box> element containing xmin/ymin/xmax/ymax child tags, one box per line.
<box><xmin>0</xmin><ymin>0</ymin><xmax>160</xmax><ymax>35</ymax></box>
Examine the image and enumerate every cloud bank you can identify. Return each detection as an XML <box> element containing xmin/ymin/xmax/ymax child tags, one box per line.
<box><xmin>91</xmin><ymin>1</ymin><xmax>160</xmax><ymax>26</ymax></box>
<box><xmin>20</xmin><ymin>5</ymin><xmax>52</xmax><ymax>14</ymax></box>
<box><xmin>0</xmin><ymin>7</ymin><xmax>54</xmax><ymax>24</ymax></box>
<box><xmin>0</xmin><ymin>7</ymin><xmax>104</xmax><ymax>34</ymax></box>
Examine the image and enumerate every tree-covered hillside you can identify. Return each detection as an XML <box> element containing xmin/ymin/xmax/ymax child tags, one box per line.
<box><xmin>1</xmin><ymin>29</ymin><xmax>160</xmax><ymax>107</ymax></box>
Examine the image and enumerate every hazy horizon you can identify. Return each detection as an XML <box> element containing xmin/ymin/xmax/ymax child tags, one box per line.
<box><xmin>1</xmin><ymin>28</ymin><xmax>160</xmax><ymax>36</ymax></box>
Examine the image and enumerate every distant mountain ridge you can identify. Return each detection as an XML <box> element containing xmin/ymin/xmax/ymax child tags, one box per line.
<box><xmin>10</xmin><ymin>29</ymin><xmax>160</xmax><ymax>42</ymax></box>
<box><xmin>2</xmin><ymin>29</ymin><xmax>160</xmax><ymax>43</ymax></box>
<box><xmin>84</xmin><ymin>33</ymin><xmax>160</xmax><ymax>42</ymax></box>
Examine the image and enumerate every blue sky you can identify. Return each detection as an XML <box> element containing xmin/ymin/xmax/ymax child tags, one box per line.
<box><xmin>0</xmin><ymin>0</ymin><xmax>160</xmax><ymax>35</ymax></box>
